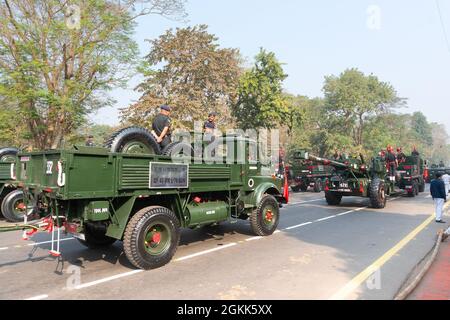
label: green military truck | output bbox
[0,147,29,222]
[12,127,286,270]
[297,151,389,208]
[396,155,426,197]
[288,151,334,193]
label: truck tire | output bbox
[369,178,387,209]
[291,185,301,193]
[1,190,33,222]
[0,147,18,162]
[77,223,116,249]
[104,126,161,155]
[162,142,194,158]
[325,191,342,205]
[313,179,322,193]
[123,206,180,270]
[250,194,280,236]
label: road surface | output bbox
[0,188,444,300]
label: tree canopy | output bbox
[0,0,186,149]
[121,25,242,129]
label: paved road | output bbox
[0,189,445,300]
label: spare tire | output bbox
[162,142,194,159]
[104,127,161,155]
[0,148,18,162]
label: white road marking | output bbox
[284,206,369,231]
[175,243,237,261]
[245,236,263,242]
[74,270,144,290]
[0,247,8,251]
[25,294,48,300]
[284,221,313,230]
[287,199,323,206]
[69,243,239,291]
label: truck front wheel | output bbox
[123,206,180,270]
[250,195,280,236]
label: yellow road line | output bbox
[330,201,449,300]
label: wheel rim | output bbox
[12,199,26,219]
[262,206,277,227]
[122,141,155,154]
[144,223,171,255]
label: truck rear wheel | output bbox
[291,185,301,193]
[250,195,280,236]
[325,191,342,205]
[77,223,117,249]
[104,126,161,155]
[123,206,180,270]
[1,190,33,222]
[369,178,386,209]
[313,179,322,193]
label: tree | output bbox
[0,0,186,149]
[232,48,288,130]
[323,68,401,146]
[121,25,242,129]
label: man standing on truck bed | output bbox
[152,105,172,149]
[386,145,398,181]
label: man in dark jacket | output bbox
[430,172,447,223]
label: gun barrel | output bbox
[298,151,348,168]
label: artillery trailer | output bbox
[297,151,390,209]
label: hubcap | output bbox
[123,141,154,155]
[13,199,26,218]
[144,223,171,255]
[263,206,276,227]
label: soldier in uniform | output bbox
[85,135,95,147]
[203,111,217,156]
[386,145,398,181]
[396,147,406,164]
[151,105,172,149]
[412,146,420,157]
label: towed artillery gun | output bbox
[288,151,335,193]
[296,150,390,208]
[6,127,287,270]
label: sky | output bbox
[90,0,450,133]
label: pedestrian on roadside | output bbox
[442,172,450,196]
[430,172,447,223]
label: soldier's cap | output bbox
[208,111,217,117]
[160,105,172,112]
